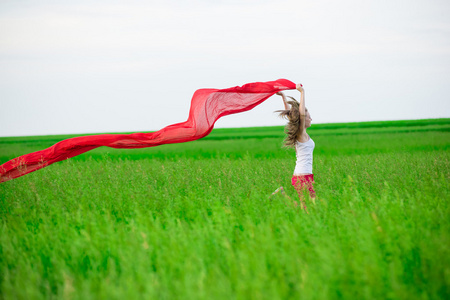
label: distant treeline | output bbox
[0,118,448,144]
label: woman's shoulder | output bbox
[296,133,311,143]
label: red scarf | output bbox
[0,79,295,182]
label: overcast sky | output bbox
[1,0,449,137]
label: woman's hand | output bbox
[296,83,304,92]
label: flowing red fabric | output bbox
[0,79,295,183]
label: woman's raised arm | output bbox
[276,92,290,110]
[297,83,306,132]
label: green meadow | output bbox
[0,118,449,299]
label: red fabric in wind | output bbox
[0,79,295,183]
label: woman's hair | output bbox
[276,96,305,148]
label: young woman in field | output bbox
[273,83,315,211]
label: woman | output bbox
[274,83,315,211]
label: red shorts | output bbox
[291,174,316,198]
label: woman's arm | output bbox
[297,84,306,132]
[276,92,289,110]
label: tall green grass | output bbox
[1,119,449,299]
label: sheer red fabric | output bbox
[0,79,295,182]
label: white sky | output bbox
[1,0,449,137]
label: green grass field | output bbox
[1,119,449,299]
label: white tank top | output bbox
[293,137,315,175]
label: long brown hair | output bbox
[276,96,305,148]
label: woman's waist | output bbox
[293,163,313,174]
